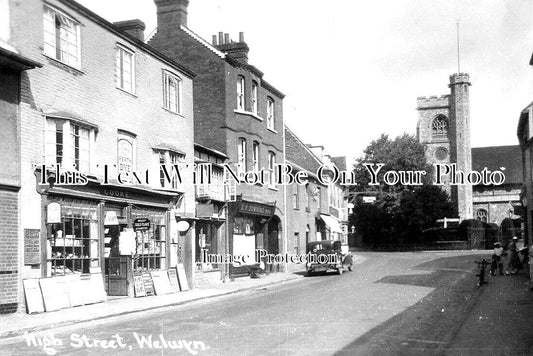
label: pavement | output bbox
[0,254,366,340]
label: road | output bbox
[0,251,491,356]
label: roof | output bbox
[284,126,323,174]
[471,145,522,184]
[331,156,347,171]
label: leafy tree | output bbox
[350,133,456,247]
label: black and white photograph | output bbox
[1,0,533,354]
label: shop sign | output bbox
[104,211,119,226]
[24,229,40,265]
[239,202,275,216]
[23,279,45,314]
[47,202,61,224]
[133,273,146,298]
[142,272,155,296]
[167,269,180,292]
[133,218,151,231]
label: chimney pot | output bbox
[224,33,230,44]
[212,35,217,45]
[239,32,244,42]
[218,32,224,45]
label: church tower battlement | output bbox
[416,73,473,220]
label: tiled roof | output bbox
[471,145,522,184]
[285,126,322,174]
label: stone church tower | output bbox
[416,73,473,220]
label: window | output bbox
[158,151,184,190]
[238,138,247,175]
[117,131,136,175]
[267,97,275,130]
[268,152,276,187]
[116,45,135,93]
[293,185,299,210]
[47,200,99,276]
[43,6,81,68]
[163,71,182,114]
[237,76,245,110]
[45,118,93,172]
[251,81,258,114]
[432,115,448,138]
[252,141,259,173]
[476,209,488,223]
[131,209,167,271]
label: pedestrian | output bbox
[506,236,520,275]
[491,242,504,276]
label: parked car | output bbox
[306,240,353,276]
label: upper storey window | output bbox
[116,45,135,94]
[237,76,245,110]
[432,115,448,138]
[267,97,275,130]
[43,6,81,69]
[163,71,182,114]
[251,81,258,114]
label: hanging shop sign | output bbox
[133,218,151,231]
[176,220,190,232]
[47,202,61,224]
[104,211,119,226]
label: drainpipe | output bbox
[282,123,288,273]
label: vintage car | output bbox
[306,240,353,276]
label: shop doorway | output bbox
[266,216,281,273]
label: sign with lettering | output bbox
[239,201,275,216]
[151,270,173,295]
[24,229,40,265]
[133,273,146,297]
[142,272,155,296]
[47,202,61,224]
[133,218,151,231]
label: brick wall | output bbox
[0,189,19,314]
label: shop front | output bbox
[30,179,186,313]
[228,199,280,277]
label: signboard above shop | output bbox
[238,201,275,216]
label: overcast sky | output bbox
[79,0,533,165]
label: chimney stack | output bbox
[214,31,249,64]
[154,0,189,31]
[113,19,146,41]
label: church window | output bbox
[432,115,448,137]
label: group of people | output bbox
[490,236,531,276]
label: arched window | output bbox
[432,115,448,137]
[475,209,488,223]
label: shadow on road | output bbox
[333,253,489,355]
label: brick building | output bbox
[471,145,522,225]
[0,2,41,314]
[417,73,473,220]
[5,0,195,312]
[149,0,286,276]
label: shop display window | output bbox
[47,200,99,276]
[132,211,166,272]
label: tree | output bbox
[350,133,456,247]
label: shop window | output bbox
[131,210,166,271]
[116,44,135,94]
[267,97,275,130]
[196,224,220,270]
[47,200,99,276]
[43,5,81,69]
[163,70,182,114]
[237,75,245,110]
[45,118,94,172]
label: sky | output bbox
[78,0,533,166]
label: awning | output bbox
[319,214,343,234]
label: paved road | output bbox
[0,251,490,356]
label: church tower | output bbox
[416,73,473,220]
